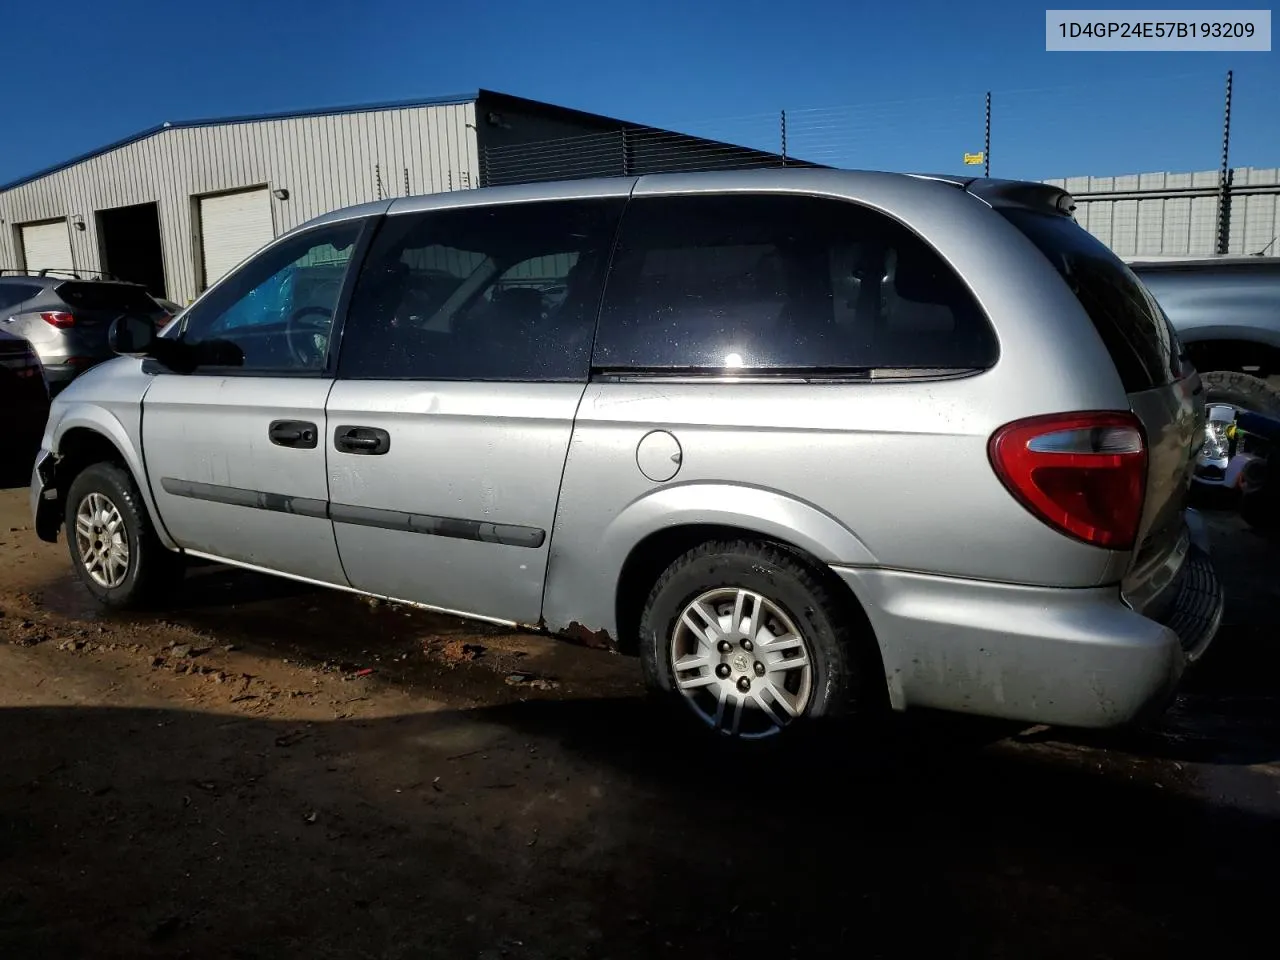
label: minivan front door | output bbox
[324,195,626,624]
[142,218,368,585]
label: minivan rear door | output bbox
[998,208,1204,610]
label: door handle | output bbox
[334,425,391,455]
[269,419,318,449]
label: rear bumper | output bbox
[30,347,110,387]
[1152,542,1222,664]
[42,361,99,388]
[831,544,1222,729]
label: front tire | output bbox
[639,540,877,740]
[64,462,182,609]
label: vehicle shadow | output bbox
[25,503,1280,770]
[36,513,1280,771]
[0,699,1274,960]
[173,561,329,607]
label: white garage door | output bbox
[199,188,275,289]
[21,220,74,275]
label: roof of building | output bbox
[2,90,806,194]
[2,91,480,191]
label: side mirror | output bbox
[108,315,157,357]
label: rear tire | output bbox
[64,462,183,609]
[1191,372,1280,513]
[638,539,880,741]
[1200,370,1280,415]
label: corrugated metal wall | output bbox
[0,102,479,303]
[476,99,814,189]
[1045,166,1280,258]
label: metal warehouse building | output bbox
[0,90,803,305]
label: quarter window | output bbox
[337,198,625,381]
[178,221,363,373]
[999,208,1179,391]
[593,193,997,373]
[0,283,41,312]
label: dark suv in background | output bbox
[0,326,50,483]
[0,272,171,395]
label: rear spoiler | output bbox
[965,179,1077,217]
[53,278,150,294]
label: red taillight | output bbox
[988,411,1148,550]
[40,311,75,328]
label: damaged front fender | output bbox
[30,450,61,543]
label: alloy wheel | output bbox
[74,492,130,589]
[670,587,813,738]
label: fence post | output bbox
[780,110,788,165]
[984,91,991,178]
[1216,69,1234,255]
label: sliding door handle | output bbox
[334,425,391,455]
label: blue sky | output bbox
[4,0,1276,185]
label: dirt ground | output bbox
[1,479,1278,959]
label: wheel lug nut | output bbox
[754,661,765,676]
[737,676,751,693]
[741,639,754,651]
[716,663,731,679]
[717,640,732,654]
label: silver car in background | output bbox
[1126,254,1280,415]
[1,272,171,394]
[30,169,1221,741]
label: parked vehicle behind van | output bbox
[1,327,50,481]
[1127,255,1280,506]
[30,169,1221,741]
[1126,254,1280,418]
[1,271,171,394]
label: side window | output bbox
[594,194,997,372]
[338,198,625,381]
[179,221,363,373]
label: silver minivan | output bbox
[31,169,1222,740]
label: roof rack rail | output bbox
[36,267,123,281]
[0,267,116,280]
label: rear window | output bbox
[56,281,160,314]
[999,209,1180,392]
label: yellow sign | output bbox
[963,152,985,166]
